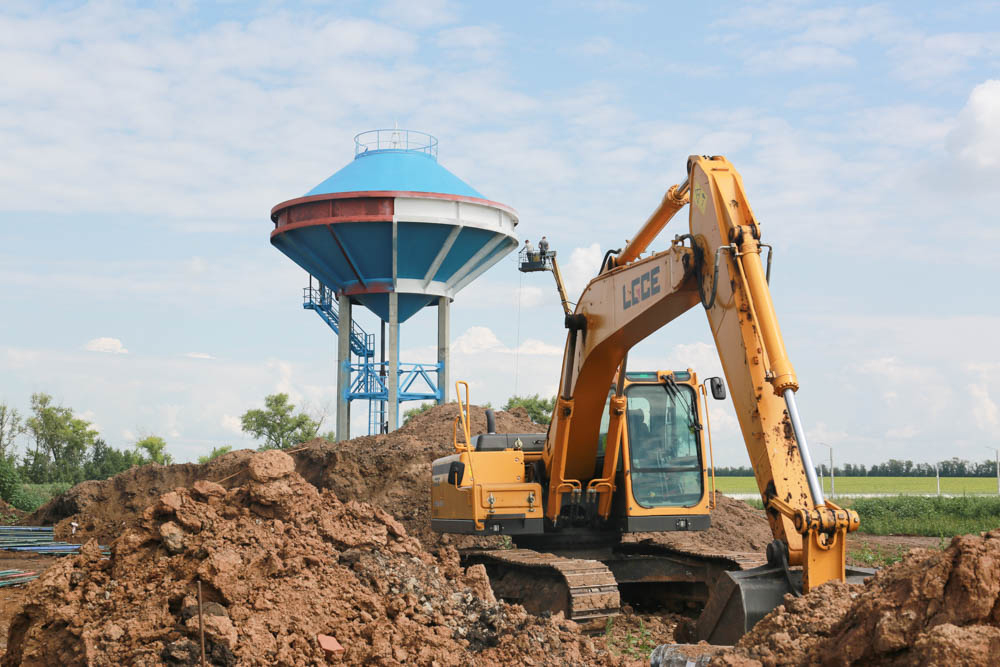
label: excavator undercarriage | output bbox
[462,542,767,633]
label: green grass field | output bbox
[719,477,1000,537]
[713,476,1000,496]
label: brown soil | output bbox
[291,403,542,550]
[29,450,259,542]
[713,530,1000,666]
[622,494,773,554]
[0,553,59,655]
[603,608,684,660]
[5,450,634,666]
[0,500,24,524]
[29,404,773,558]
[28,404,542,549]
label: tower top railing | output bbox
[354,129,438,159]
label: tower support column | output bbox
[336,294,352,442]
[437,296,450,404]
[388,292,400,431]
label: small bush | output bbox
[0,457,21,503]
[10,482,73,513]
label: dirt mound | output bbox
[0,499,25,523]
[29,403,771,557]
[4,451,623,666]
[714,530,1000,665]
[27,450,260,543]
[292,403,541,549]
[27,403,541,549]
[623,494,772,554]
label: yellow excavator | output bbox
[431,155,869,643]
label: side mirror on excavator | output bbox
[708,377,726,400]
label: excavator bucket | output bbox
[694,563,875,645]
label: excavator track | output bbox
[463,549,621,626]
[463,542,767,629]
[616,540,768,571]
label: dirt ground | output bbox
[9,403,993,664]
[4,451,639,665]
[712,530,1000,665]
[0,553,59,655]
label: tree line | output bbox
[715,457,1000,478]
[0,392,332,510]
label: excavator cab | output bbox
[430,370,719,538]
[596,370,719,531]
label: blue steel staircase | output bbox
[303,284,440,435]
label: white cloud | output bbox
[562,243,604,300]
[514,339,564,356]
[79,410,102,434]
[947,79,1000,169]
[969,383,999,431]
[886,425,918,439]
[83,337,128,354]
[853,104,953,149]
[184,352,216,360]
[220,414,243,435]
[377,0,457,29]
[749,44,856,71]
[578,36,613,56]
[891,33,1000,84]
[435,25,501,63]
[785,83,857,109]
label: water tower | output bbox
[270,129,519,439]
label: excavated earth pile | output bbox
[29,402,773,556]
[621,494,772,554]
[5,451,624,666]
[712,530,1000,666]
[27,404,538,548]
[291,403,541,549]
[28,450,258,542]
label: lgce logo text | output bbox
[622,265,661,310]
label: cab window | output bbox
[626,383,704,508]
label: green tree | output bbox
[197,445,233,464]
[83,439,143,480]
[503,394,556,425]
[0,455,21,504]
[403,402,435,422]
[240,393,320,450]
[0,402,27,462]
[136,435,173,465]
[24,393,98,484]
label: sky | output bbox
[2,0,999,467]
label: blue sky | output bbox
[2,0,999,467]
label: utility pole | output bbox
[987,447,1000,495]
[936,461,941,496]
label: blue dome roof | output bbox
[305,150,485,199]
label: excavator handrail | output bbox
[698,382,717,510]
